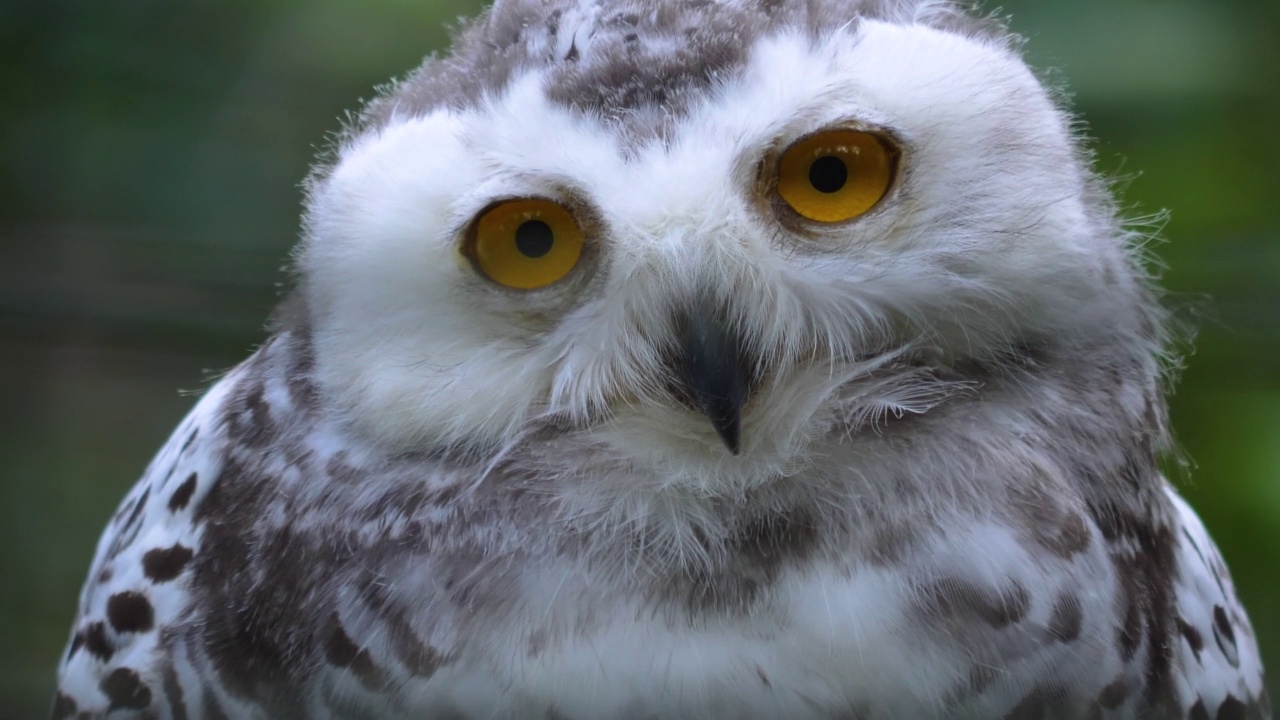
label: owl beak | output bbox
[677,305,749,455]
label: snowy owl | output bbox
[53,0,1269,718]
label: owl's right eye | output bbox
[465,198,585,290]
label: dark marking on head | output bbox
[347,0,1015,152]
[143,544,195,582]
[162,663,188,720]
[756,664,771,687]
[1189,700,1211,720]
[100,667,152,711]
[169,473,197,512]
[1047,591,1082,642]
[106,591,155,634]
[83,621,113,662]
[916,577,1030,629]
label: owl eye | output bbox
[466,198,585,289]
[776,129,898,223]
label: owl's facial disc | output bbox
[675,300,752,455]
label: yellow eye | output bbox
[466,199,585,290]
[776,129,897,223]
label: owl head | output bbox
[295,0,1166,495]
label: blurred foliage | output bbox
[1,0,1276,714]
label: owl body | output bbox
[55,1,1268,718]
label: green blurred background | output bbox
[1,0,1276,714]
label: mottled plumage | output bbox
[55,0,1268,718]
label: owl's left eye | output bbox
[465,198,585,290]
[776,129,898,223]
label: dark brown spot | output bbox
[1040,510,1092,559]
[756,664,771,687]
[100,667,152,711]
[130,487,151,522]
[1003,684,1066,720]
[678,509,818,614]
[866,523,918,566]
[66,632,85,661]
[230,382,276,447]
[106,591,155,633]
[283,328,319,411]
[203,689,230,720]
[1097,677,1129,709]
[1010,484,1092,560]
[83,622,113,662]
[52,692,78,719]
[1212,605,1239,667]
[189,455,308,710]
[98,566,114,584]
[324,613,386,691]
[1090,501,1178,708]
[967,664,1000,696]
[387,617,447,677]
[162,663,188,720]
[1189,699,1211,720]
[1215,695,1247,720]
[543,706,576,720]
[168,473,197,511]
[1178,616,1204,662]
[142,544,194,582]
[1116,566,1143,661]
[945,664,1001,706]
[326,454,362,484]
[1047,592,1082,642]
[918,577,1030,628]
[180,427,199,453]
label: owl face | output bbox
[299,7,1145,485]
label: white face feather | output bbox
[300,20,1134,476]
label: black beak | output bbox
[677,303,751,454]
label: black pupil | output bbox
[808,155,848,194]
[515,220,554,258]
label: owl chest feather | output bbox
[387,516,1135,719]
[54,342,1268,719]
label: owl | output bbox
[53,0,1269,718]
